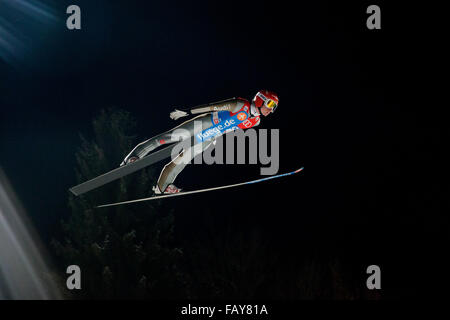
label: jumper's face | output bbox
[260,105,272,117]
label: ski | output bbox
[96,167,304,208]
[69,137,195,196]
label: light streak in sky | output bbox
[0,168,61,299]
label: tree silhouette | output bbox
[52,108,188,299]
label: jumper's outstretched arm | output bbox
[170,97,240,120]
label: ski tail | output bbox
[96,167,304,208]
[69,136,197,196]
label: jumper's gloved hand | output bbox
[170,109,189,120]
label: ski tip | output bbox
[295,167,304,173]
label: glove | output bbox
[170,109,189,120]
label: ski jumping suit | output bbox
[122,97,261,192]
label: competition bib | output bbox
[195,110,249,143]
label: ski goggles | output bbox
[256,92,278,112]
[266,99,278,111]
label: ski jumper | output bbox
[122,97,261,191]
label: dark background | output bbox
[0,0,445,299]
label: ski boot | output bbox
[120,156,139,167]
[152,184,183,195]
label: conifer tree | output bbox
[52,108,188,299]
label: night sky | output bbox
[0,0,446,298]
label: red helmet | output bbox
[253,90,279,113]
